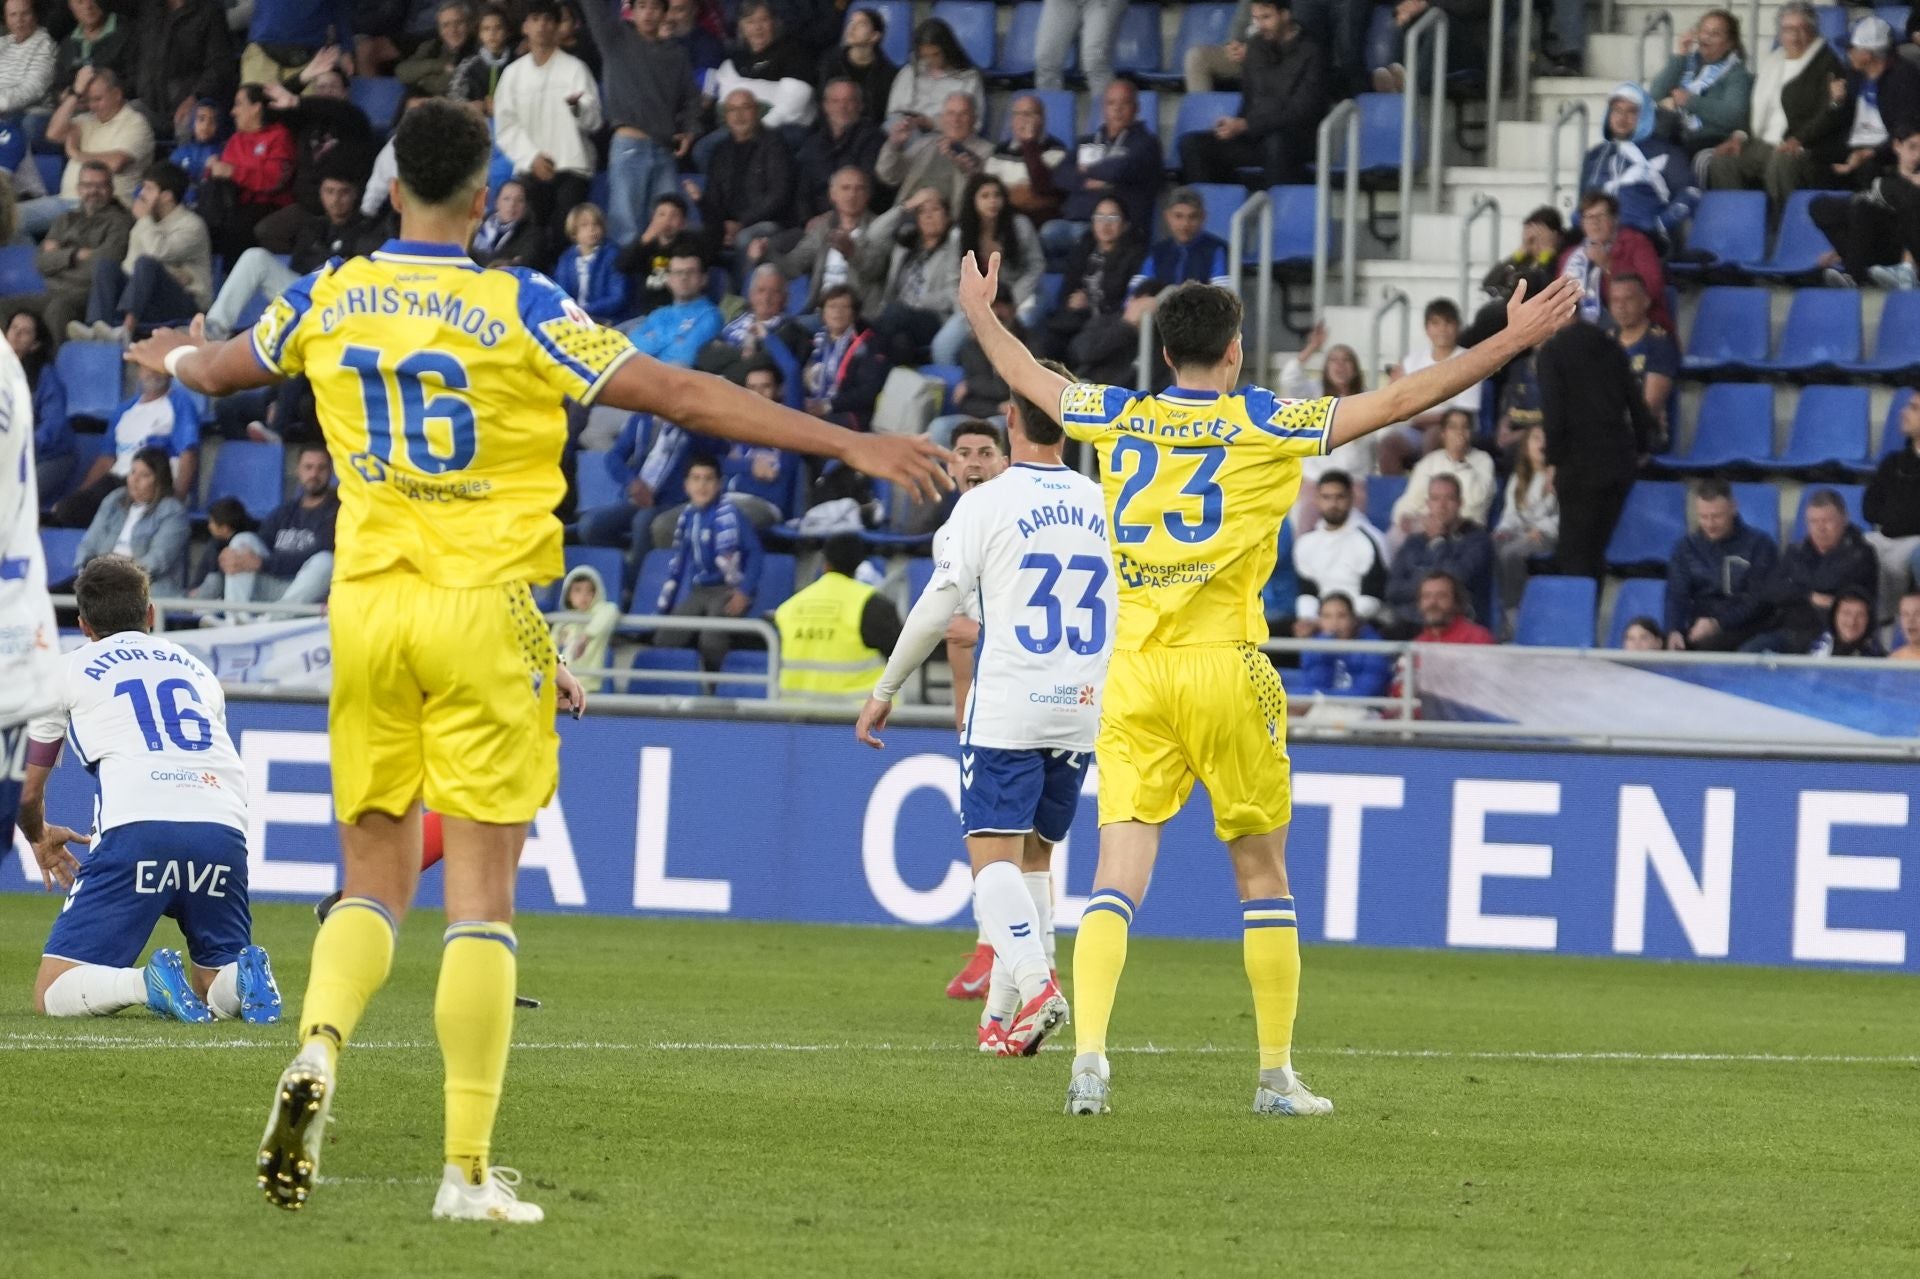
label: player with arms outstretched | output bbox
[954,252,1579,1116]
[126,100,949,1223]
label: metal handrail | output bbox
[1513,0,1533,122]
[1486,0,1505,137]
[1313,99,1360,316]
[1226,188,1274,369]
[1400,8,1449,260]
[1367,286,1410,385]
[58,594,332,618]
[1458,193,1501,318]
[1547,99,1589,212]
[1638,10,1674,84]
[1133,304,1156,408]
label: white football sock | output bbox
[206,962,241,1019]
[982,953,1019,1026]
[972,861,1050,1003]
[42,965,147,1016]
[1023,870,1055,965]
[972,886,988,947]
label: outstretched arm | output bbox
[124,320,281,396]
[1328,277,1582,448]
[955,250,1071,421]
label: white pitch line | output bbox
[2,1031,1917,1066]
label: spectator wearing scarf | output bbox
[1649,8,1753,156]
[1579,82,1698,245]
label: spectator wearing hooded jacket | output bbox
[1744,488,1879,652]
[1664,477,1779,650]
[654,454,764,671]
[1298,592,1394,698]
[1705,3,1845,222]
[552,563,621,691]
[1578,82,1698,245]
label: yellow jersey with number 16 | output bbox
[1058,383,1336,651]
[249,240,637,589]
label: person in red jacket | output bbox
[1414,571,1496,645]
[1557,189,1669,330]
[200,83,295,262]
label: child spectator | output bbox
[554,202,628,323]
[551,564,621,691]
[1890,591,1920,659]
[616,196,691,316]
[452,3,517,110]
[1810,590,1885,657]
[171,99,227,202]
[1619,616,1665,650]
[1381,298,1484,473]
[654,454,763,671]
[190,496,254,600]
[721,362,802,526]
[1298,592,1394,698]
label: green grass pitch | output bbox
[2,897,1918,1277]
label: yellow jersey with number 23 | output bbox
[1059,383,1336,651]
[249,240,638,590]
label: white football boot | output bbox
[431,1164,545,1224]
[1064,1051,1111,1115]
[1252,1066,1334,1117]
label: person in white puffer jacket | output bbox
[1291,468,1388,637]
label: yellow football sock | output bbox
[298,897,397,1061]
[1072,889,1135,1057]
[437,921,518,1185]
[1242,896,1301,1071]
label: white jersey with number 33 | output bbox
[28,631,249,834]
[929,463,1116,752]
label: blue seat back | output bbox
[575,450,622,511]
[1684,190,1766,266]
[1867,288,1920,370]
[1817,5,1851,52]
[719,650,770,699]
[633,547,681,614]
[1775,289,1860,366]
[1607,578,1667,647]
[1172,5,1239,75]
[1353,93,1406,172]
[1365,474,1407,530]
[1513,576,1596,648]
[55,341,125,424]
[40,526,83,578]
[1169,92,1238,169]
[1760,189,1830,274]
[0,121,25,176]
[850,1,913,67]
[907,555,935,607]
[918,363,965,412]
[203,440,286,520]
[1270,184,1325,265]
[1605,480,1688,568]
[0,241,42,293]
[628,647,703,696]
[348,77,404,133]
[1781,385,1870,469]
[929,1,995,69]
[1684,286,1770,367]
[755,551,797,611]
[31,151,60,193]
[1189,182,1247,246]
[1730,481,1782,543]
[1111,5,1162,74]
[1678,383,1773,467]
[1884,387,1916,458]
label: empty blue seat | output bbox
[32,151,59,193]
[0,242,41,293]
[755,551,797,611]
[55,341,124,424]
[851,1,912,67]
[1141,4,1237,85]
[0,120,23,174]
[1756,288,1860,374]
[1110,5,1162,75]
[929,1,995,70]
[348,77,404,133]
[40,526,83,578]
[575,450,622,511]
[1730,481,1782,543]
[906,555,935,607]
[719,650,770,699]
[994,2,1075,80]
[1793,483,1866,540]
[628,647,704,696]
[633,547,680,614]
[1662,383,1773,469]
[1325,93,1406,175]
[1270,185,1325,266]
[1681,286,1770,374]
[200,440,285,519]
[1168,92,1238,169]
[1512,576,1596,648]
[1745,189,1830,278]
[1189,182,1247,246]
[1883,387,1916,459]
[1607,578,1668,647]
[1817,5,1851,52]
[1669,190,1765,275]
[1843,288,1920,376]
[1605,480,1688,568]
[1773,385,1870,471]
[1365,474,1408,531]
[1001,89,1075,140]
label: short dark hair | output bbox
[1316,469,1352,492]
[1440,407,1474,431]
[1423,298,1461,326]
[1428,472,1463,499]
[824,531,865,577]
[1009,358,1073,448]
[237,83,269,108]
[394,98,492,208]
[522,0,560,20]
[1420,570,1464,607]
[1320,591,1355,613]
[130,445,172,484]
[1624,614,1662,639]
[741,359,783,389]
[951,419,1005,453]
[206,495,253,532]
[685,452,721,477]
[1610,272,1648,293]
[76,555,151,636]
[1522,205,1564,235]
[653,191,688,215]
[142,162,188,205]
[1156,283,1242,371]
[1806,488,1848,515]
[298,442,331,462]
[854,5,885,37]
[818,283,859,317]
[1696,477,1733,503]
[1580,189,1621,216]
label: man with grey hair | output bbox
[5,158,131,339]
[876,90,993,209]
[395,1,479,99]
[777,165,883,316]
[699,262,791,380]
[1705,3,1843,218]
[696,86,795,285]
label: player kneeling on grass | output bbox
[857,375,1115,1058]
[21,555,280,1025]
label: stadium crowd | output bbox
[6,0,1920,695]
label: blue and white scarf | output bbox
[1678,52,1741,132]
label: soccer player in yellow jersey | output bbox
[126,101,948,1222]
[954,251,1580,1117]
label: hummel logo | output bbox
[960,751,975,788]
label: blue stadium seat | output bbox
[1141,4,1237,86]
[930,2,995,70]
[575,451,621,512]
[348,77,404,134]
[587,170,608,212]
[1365,474,1407,531]
[55,341,124,424]
[200,440,285,520]
[1793,483,1865,540]
[1110,5,1162,75]
[919,363,964,412]
[1512,576,1596,648]
[1681,287,1770,375]
[1883,387,1915,459]
[39,526,82,579]
[1001,89,1075,141]
[1324,93,1407,175]
[1167,92,1238,169]
[995,3,1076,80]
[906,555,935,607]
[1817,4,1851,53]
[719,650,770,699]
[1877,7,1909,35]
[1660,384,1773,469]
[1605,480,1688,569]
[1842,288,1920,377]
[850,2,912,67]
[1731,481,1782,543]
[1755,288,1859,375]
[1270,185,1324,266]
[1607,578,1667,647]
[1037,272,1064,317]
[628,647,704,696]
[1669,191,1765,276]
[32,152,59,193]
[755,551,797,611]
[634,547,681,614]
[0,242,40,293]
[1190,182,1246,246]
[1773,385,1870,472]
[0,120,24,175]
[1745,189,1829,278]
[1081,89,1158,138]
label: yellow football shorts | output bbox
[1096,643,1293,842]
[327,570,559,826]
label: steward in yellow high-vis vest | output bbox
[775,533,902,697]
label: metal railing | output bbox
[1458,193,1502,316]
[1487,0,1507,137]
[1225,188,1274,368]
[1512,0,1534,122]
[1400,7,1450,260]
[1368,286,1411,386]
[1547,99,1589,212]
[53,593,330,622]
[1312,99,1360,317]
[1133,305,1156,414]
[1638,10,1674,84]
[548,612,783,697]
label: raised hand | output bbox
[1503,275,1582,349]
[840,432,954,504]
[957,250,1000,318]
